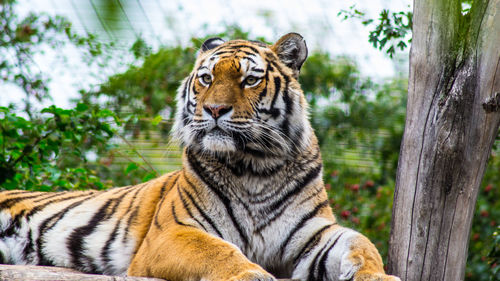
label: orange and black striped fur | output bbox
[0,34,400,281]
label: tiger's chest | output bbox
[191,174,320,277]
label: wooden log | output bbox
[0,264,163,281]
[0,264,298,281]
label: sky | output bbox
[1,0,411,109]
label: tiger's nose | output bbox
[203,104,232,119]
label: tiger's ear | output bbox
[200,37,225,53]
[271,33,308,78]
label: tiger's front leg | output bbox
[292,225,401,281]
[128,223,275,281]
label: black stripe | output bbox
[101,219,121,274]
[309,231,345,281]
[245,56,256,64]
[26,192,93,218]
[224,44,260,53]
[172,203,193,227]
[269,164,322,211]
[293,224,334,266]
[67,199,114,272]
[282,76,292,114]
[240,50,257,57]
[251,68,265,73]
[153,174,179,229]
[191,75,199,96]
[67,187,131,272]
[255,164,322,232]
[0,190,31,197]
[270,76,282,109]
[181,75,190,100]
[177,185,208,231]
[119,185,146,241]
[298,186,325,205]
[22,229,34,262]
[124,205,140,241]
[258,76,282,118]
[242,146,267,158]
[213,50,233,56]
[249,154,320,204]
[36,194,96,265]
[257,66,270,102]
[0,194,45,209]
[181,180,223,238]
[187,150,249,247]
[279,200,329,255]
[101,185,145,273]
[32,191,69,203]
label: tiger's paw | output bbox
[227,269,277,281]
[351,272,401,281]
[339,249,401,281]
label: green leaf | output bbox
[125,163,139,174]
[142,171,156,182]
[151,115,162,126]
[76,103,89,112]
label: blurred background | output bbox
[0,0,498,279]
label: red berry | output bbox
[351,217,360,224]
[473,233,480,241]
[325,183,331,190]
[330,170,339,177]
[364,180,375,188]
[485,184,493,192]
[491,220,497,227]
[341,210,351,219]
[351,184,360,192]
[377,222,386,231]
[352,207,359,213]
[480,210,489,217]
[328,198,335,204]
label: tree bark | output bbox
[387,0,500,280]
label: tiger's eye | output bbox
[201,74,212,85]
[245,76,258,86]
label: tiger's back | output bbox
[0,172,176,275]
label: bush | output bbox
[0,105,118,191]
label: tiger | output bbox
[0,33,400,281]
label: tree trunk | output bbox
[387,0,500,280]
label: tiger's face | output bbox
[173,33,312,159]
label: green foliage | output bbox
[466,148,500,281]
[489,226,500,280]
[301,52,406,183]
[0,105,117,191]
[338,6,412,58]
[0,0,120,191]
[324,167,395,262]
[83,44,196,136]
